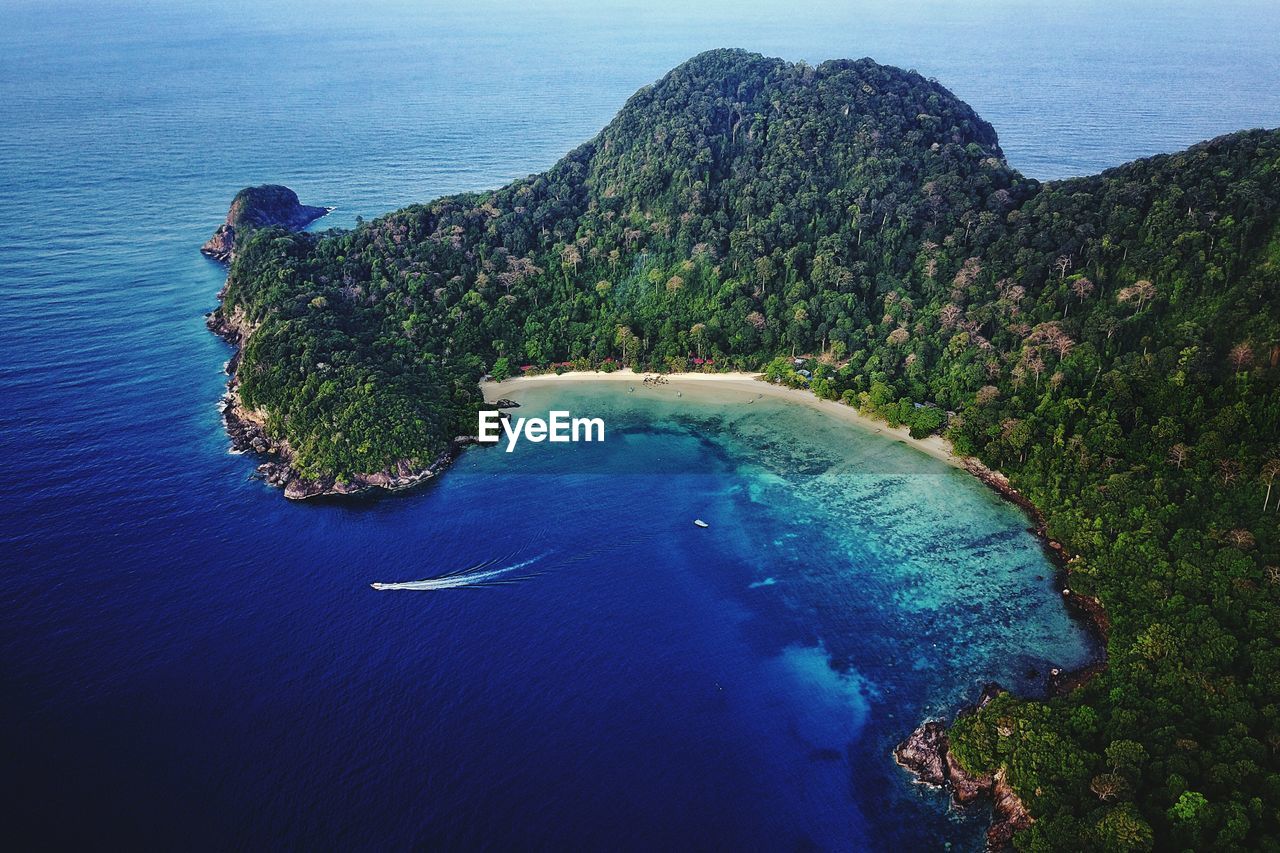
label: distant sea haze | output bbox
[1,0,1277,848]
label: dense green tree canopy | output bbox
[214,49,1280,848]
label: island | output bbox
[203,50,1280,849]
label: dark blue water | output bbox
[2,1,1276,848]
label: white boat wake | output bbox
[370,553,548,591]
[369,529,656,592]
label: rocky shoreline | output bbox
[962,458,1111,666]
[203,185,493,501]
[892,460,1111,849]
[894,684,1033,850]
[201,184,331,263]
[208,308,483,501]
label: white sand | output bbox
[482,369,964,469]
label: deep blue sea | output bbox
[2,1,1277,849]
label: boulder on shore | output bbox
[893,720,948,786]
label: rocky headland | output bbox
[895,464,1110,849]
[204,186,495,500]
[207,303,490,500]
[201,184,331,262]
[894,684,1034,850]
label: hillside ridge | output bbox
[205,50,1280,848]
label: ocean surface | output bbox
[1,0,1276,848]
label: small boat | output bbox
[694,519,709,528]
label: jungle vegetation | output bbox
[214,50,1280,850]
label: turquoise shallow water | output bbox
[2,0,1276,847]
[392,379,1099,848]
[481,380,1096,710]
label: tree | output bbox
[1090,773,1128,801]
[615,325,636,365]
[1168,790,1209,827]
[1024,348,1046,387]
[690,323,708,359]
[1132,279,1157,311]
[1225,528,1255,549]
[1106,739,1148,774]
[1229,341,1254,373]
[1071,276,1095,308]
[561,244,581,274]
[1118,279,1157,312]
[1262,458,1280,510]
[754,256,776,294]
[1054,254,1073,280]
[490,356,512,382]
[909,405,946,439]
[1094,804,1154,852]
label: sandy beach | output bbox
[482,369,963,469]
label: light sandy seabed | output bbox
[482,369,962,469]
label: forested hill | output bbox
[217,49,1024,481]
[213,49,1280,848]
